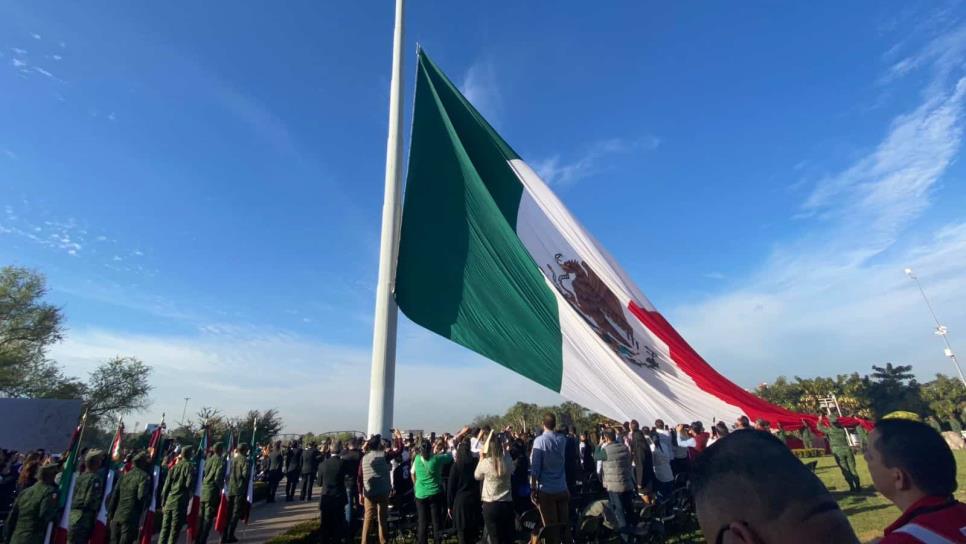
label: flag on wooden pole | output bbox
[90,421,124,544]
[214,428,236,535]
[46,412,86,544]
[185,426,208,541]
[137,416,165,544]
[242,419,257,524]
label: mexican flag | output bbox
[242,421,258,524]
[46,416,84,544]
[138,422,165,544]
[214,429,236,535]
[185,428,208,542]
[90,422,124,544]
[396,51,820,429]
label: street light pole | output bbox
[181,396,191,425]
[905,268,966,388]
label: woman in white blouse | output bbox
[473,431,514,544]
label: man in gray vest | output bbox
[359,435,391,544]
[599,429,637,543]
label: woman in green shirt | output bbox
[412,439,452,544]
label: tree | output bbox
[470,413,502,430]
[921,374,966,421]
[233,409,284,446]
[0,266,67,396]
[85,356,153,425]
[868,363,925,417]
[756,376,802,411]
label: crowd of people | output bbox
[282,413,964,544]
[2,411,963,544]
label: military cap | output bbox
[85,449,105,464]
[237,442,250,454]
[180,445,194,458]
[39,463,60,478]
[132,452,148,463]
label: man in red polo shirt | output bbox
[865,418,966,543]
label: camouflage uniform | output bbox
[158,448,196,544]
[70,451,105,544]
[196,451,225,544]
[223,446,251,543]
[108,460,152,544]
[4,467,59,544]
[854,425,869,451]
[818,416,860,492]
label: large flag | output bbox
[46,413,85,544]
[138,419,165,544]
[213,429,235,535]
[90,422,124,544]
[185,427,208,542]
[395,51,865,431]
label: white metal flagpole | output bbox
[368,0,405,438]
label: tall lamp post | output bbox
[905,268,966,388]
[181,396,191,425]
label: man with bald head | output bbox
[692,430,858,544]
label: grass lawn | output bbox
[815,449,966,542]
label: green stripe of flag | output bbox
[395,50,563,391]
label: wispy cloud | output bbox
[460,58,503,126]
[532,136,661,186]
[673,23,966,385]
[30,33,41,40]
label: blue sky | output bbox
[3,2,966,433]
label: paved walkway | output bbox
[220,484,319,543]
[164,483,320,544]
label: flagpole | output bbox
[368,0,405,438]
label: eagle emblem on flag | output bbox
[546,254,658,371]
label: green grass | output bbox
[267,451,966,543]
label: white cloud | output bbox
[50,324,562,433]
[11,48,27,55]
[107,112,116,122]
[33,67,55,79]
[12,59,26,68]
[672,24,966,386]
[460,58,503,126]
[532,136,660,186]
[2,149,16,159]
[31,33,41,40]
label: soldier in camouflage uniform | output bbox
[108,453,152,544]
[222,443,251,544]
[195,442,226,544]
[798,419,815,449]
[4,464,60,544]
[854,424,869,452]
[158,446,196,544]
[818,414,861,492]
[69,449,105,544]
